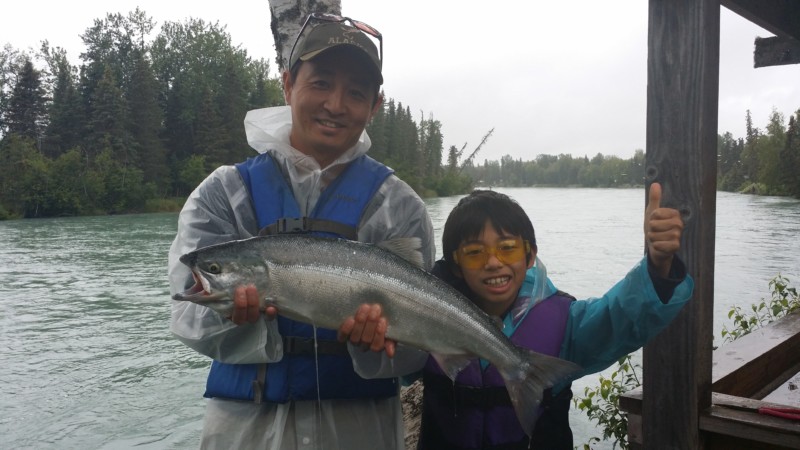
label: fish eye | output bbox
[206,262,222,274]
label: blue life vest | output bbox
[204,153,397,403]
[419,292,575,450]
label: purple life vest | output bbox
[418,293,574,449]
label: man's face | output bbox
[283,48,381,167]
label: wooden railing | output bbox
[620,311,800,449]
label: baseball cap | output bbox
[288,15,383,85]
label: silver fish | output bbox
[173,234,580,435]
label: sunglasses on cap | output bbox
[453,238,531,270]
[289,12,383,70]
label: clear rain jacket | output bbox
[168,106,435,450]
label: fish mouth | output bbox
[172,272,227,303]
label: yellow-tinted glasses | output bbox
[452,238,531,269]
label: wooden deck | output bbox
[621,312,800,449]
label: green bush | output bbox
[144,197,185,213]
[721,274,800,344]
[575,354,640,450]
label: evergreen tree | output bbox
[216,52,250,164]
[758,109,786,194]
[423,118,443,179]
[195,86,228,169]
[739,110,761,187]
[86,64,129,167]
[5,59,48,141]
[248,59,283,110]
[365,95,388,160]
[43,47,82,158]
[717,132,745,191]
[780,113,800,198]
[127,49,168,190]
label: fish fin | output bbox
[431,353,473,380]
[498,348,582,437]
[377,237,425,269]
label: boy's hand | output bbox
[645,182,684,277]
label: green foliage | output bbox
[716,109,800,197]
[575,275,799,449]
[144,197,185,213]
[462,108,799,194]
[721,274,800,344]
[5,8,796,218]
[575,354,640,450]
[178,155,209,195]
[465,150,646,188]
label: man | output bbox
[168,13,434,449]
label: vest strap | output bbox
[424,371,512,409]
[252,363,266,405]
[283,336,349,356]
[259,217,358,240]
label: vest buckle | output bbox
[277,217,309,234]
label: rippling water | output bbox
[2,189,798,449]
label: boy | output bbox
[417,185,693,449]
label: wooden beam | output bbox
[701,393,800,449]
[641,0,720,447]
[754,36,800,68]
[721,0,800,41]
[713,311,800,396]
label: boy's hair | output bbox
[442,190,537,267]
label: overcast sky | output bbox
[3,1,798,162]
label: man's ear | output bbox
[370,91,384,118]
[282,70,292,105]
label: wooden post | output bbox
[642,0,720,448]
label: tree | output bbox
[151,17,258,172]
[780,112,800,198]
[0,135,51,217]
[1,45,29,136]
[85,64,129,164]
[739,109,761,187]
[42,44,82,158]
[758,109,786,194]
[127,48,168,190]
[268,0,342,72]
[248,59,283,110]
[216,52,251,164]
[717,132,745,191]
[5,59,48,141]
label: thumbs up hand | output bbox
[645,183,684,277]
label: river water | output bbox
[2,188,799,449]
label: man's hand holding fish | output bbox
[229,284,396,357]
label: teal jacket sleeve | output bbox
[559,256,694,378]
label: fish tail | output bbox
[498,348,581,437]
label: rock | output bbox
[401,380,423,449]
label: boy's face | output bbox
[453,221,535,317]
